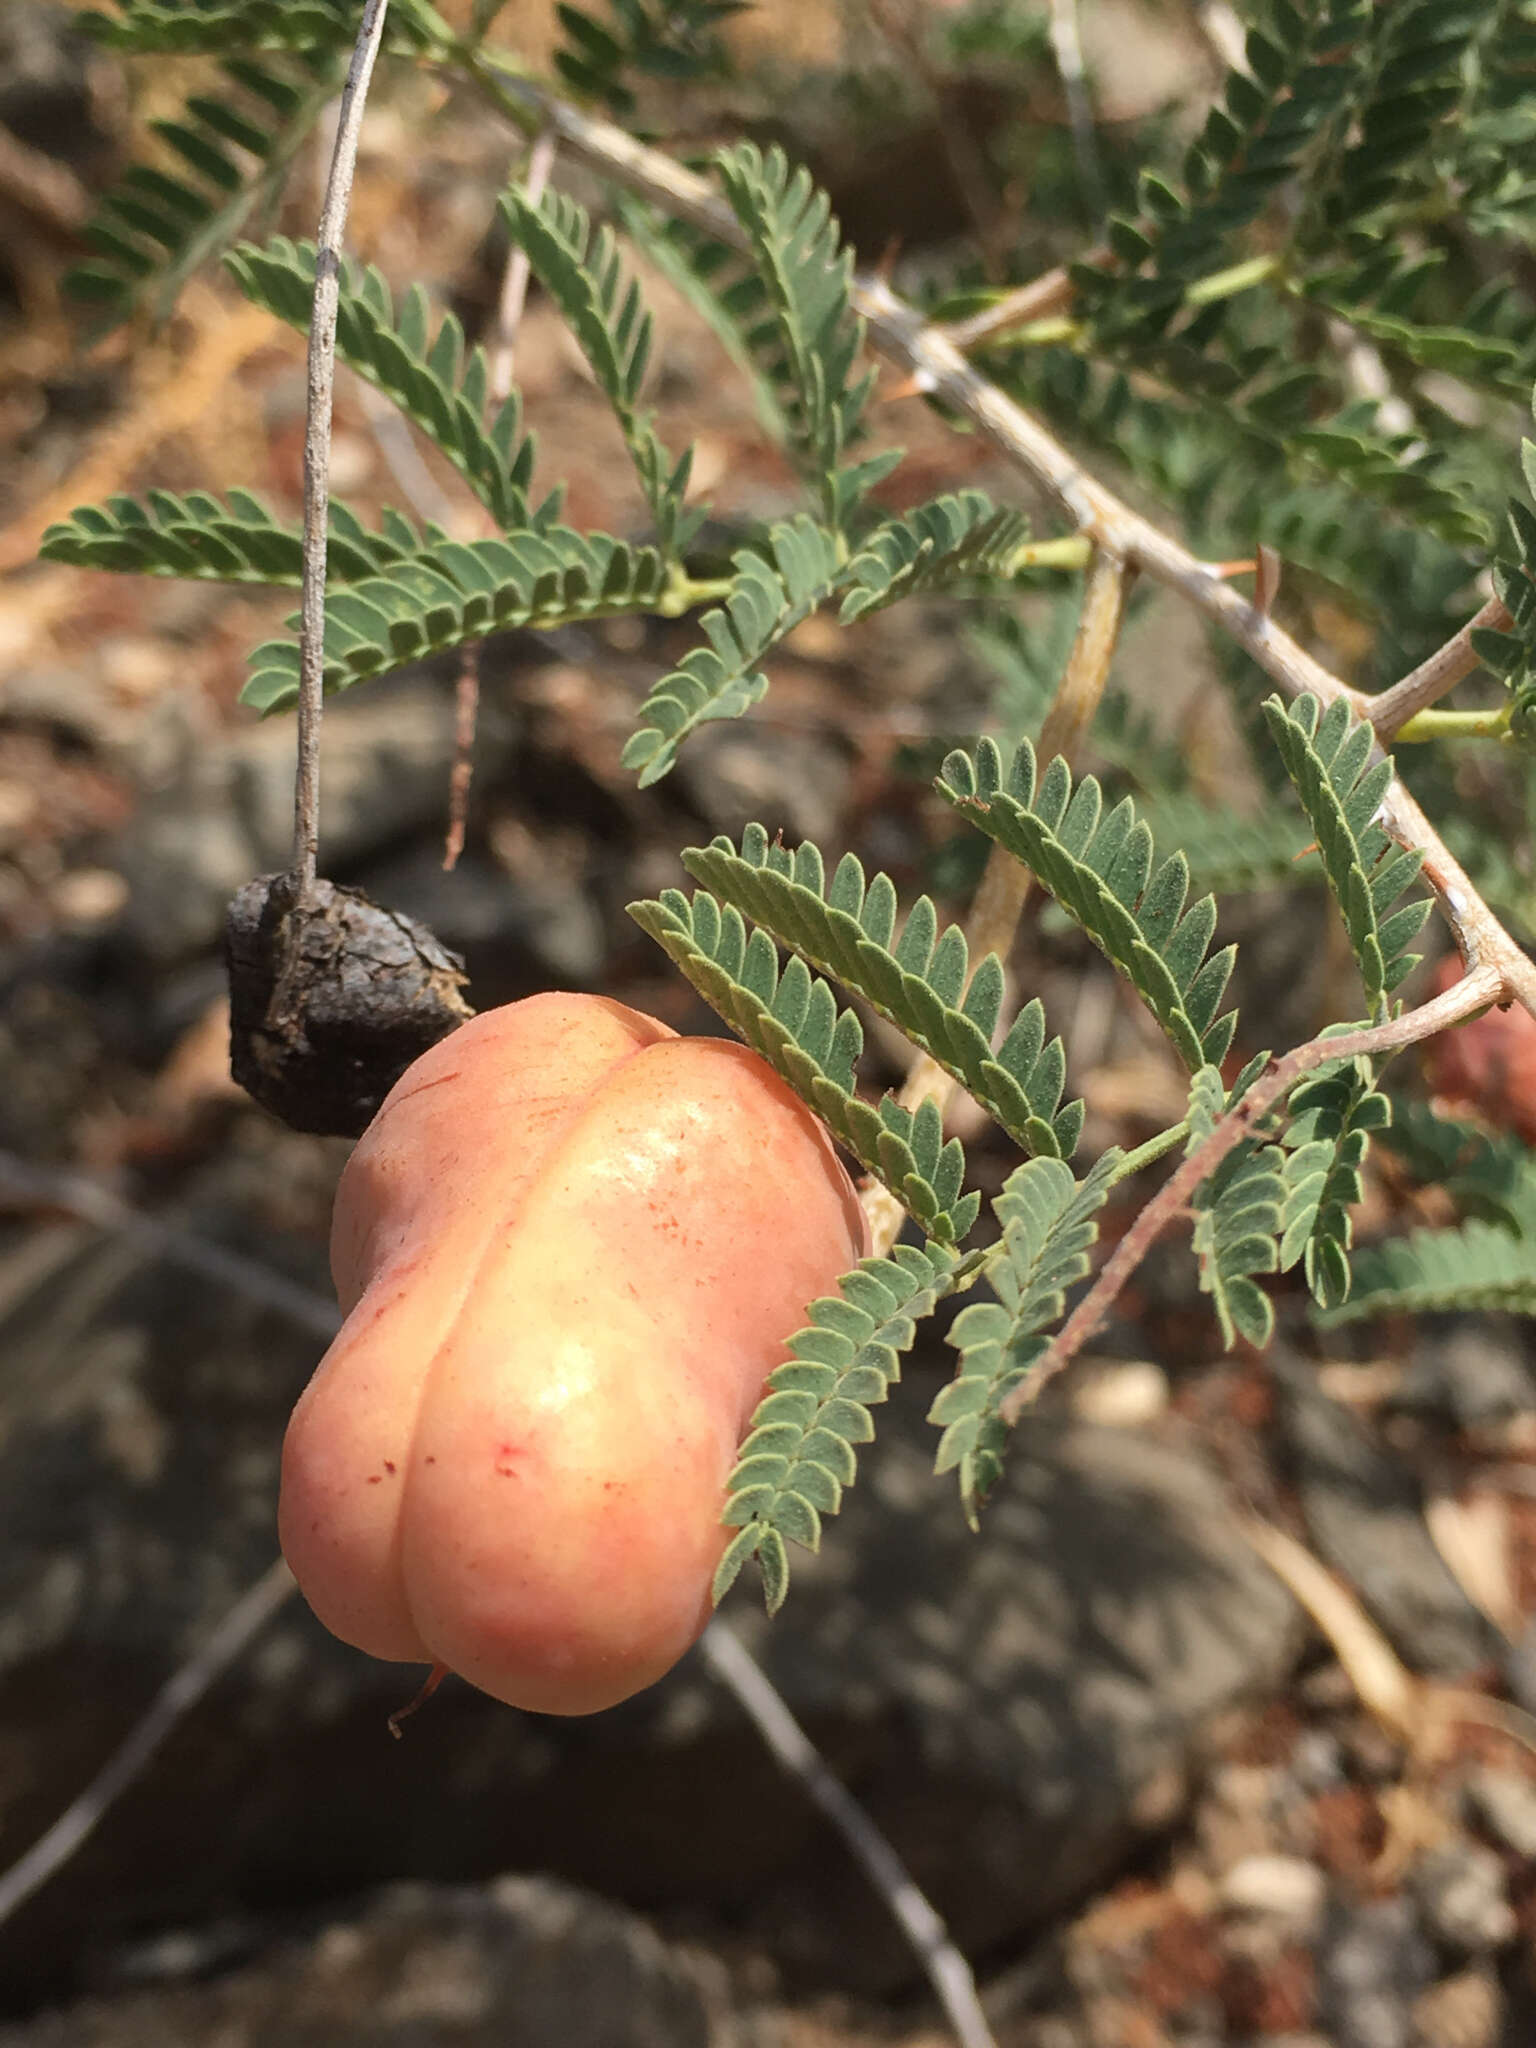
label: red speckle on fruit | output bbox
[383,1460,396,1474]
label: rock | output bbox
[1318,1898,1436,2048]
[0,1180,1303,2006]
[1274,1361,1497,1675]
[1217,1855,1326,1936]
[0,1876,758,2047]
[117,681,517,960]
[1409,1966,1501,2048]
[1462,1766,1536,1859]
[1391,1321,1536,1429]
[1408,1842,1516,1954]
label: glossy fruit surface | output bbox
[280,992,866,1713]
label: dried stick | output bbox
[463,60,1536,1024]
[698,1622,997,2048]
[291,0,393,901]
[998,962,1505,1422]
[1047,0,1103,210]
[443,127,557,872]
[0,1556,296,1930]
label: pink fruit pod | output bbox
[280,993,867,1714]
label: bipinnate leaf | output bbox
[939,737,1238,1071]
[225,237,547,531]
[627,888,979,1243]
[714,1241,968,1611]
[684,824,1082,1160]
[1260,693,1430,1019]
[928,1153,1117,1527]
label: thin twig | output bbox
[698,1622,997,2048]
[444,126,557,872]
[463,61,1536,1027]
[1366,594,1509,742]
[291,0,393,900]
[1047,0,1103,212]
[999,963,1505,1422]
[0,1557,296,1930]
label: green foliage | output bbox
[627,888,980,1242]
[79,0,444,53]
[1278,1054,1392,1309]
[224,238,548,532]
[1186,1066,1285,1350]
[929,1154,1117,1528]
[714,142,899,533]
[939,736,1238,1072]
[1260,694,1430,1019]
[499,186,700,558]
[39,489,421,587]
[1379,1098,1536,1234]
[1072,0,1367,349]
[66,57,341,327]
[714,1240,968,1612]
[837,491,1032,622]
[1325,1216,1536,1320]
[683,823,1083,1160]
[553,0,741,115]
[622,517,841,784]
[244,527,668,710]
[1136,793,1313,899]
[1471,399,1536,736]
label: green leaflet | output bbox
[929,1153,1118,1528]
[498,186,700,557]
[1278,1052,1392,1309]
[939,736,1238,1072]
[683,823,1083,1160]
[225,238,548,532]
[715,1240,970,1613]
[627,888,979,1243]
[622,516,841,785]
[1260,693,1430,1019]
[66,57,342,329]
[244,528,669,710]
[1187,1065,1285,1350]
[39,490,424,589]
[714,142,899,533]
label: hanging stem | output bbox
[290,0,393,901]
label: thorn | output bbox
[388,1660,449,1738]
[1209,557,1258,580]
[875,233,902,283]
[879,369,934,404]
[1253,543,1282,616]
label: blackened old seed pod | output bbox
[225,874,472,1137]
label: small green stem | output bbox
[1107,1120,1189,1186]
[1183,251,1282,307]
[656,571,734,617]
[1393,705,1512,744]
[1002,536,1094,574]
